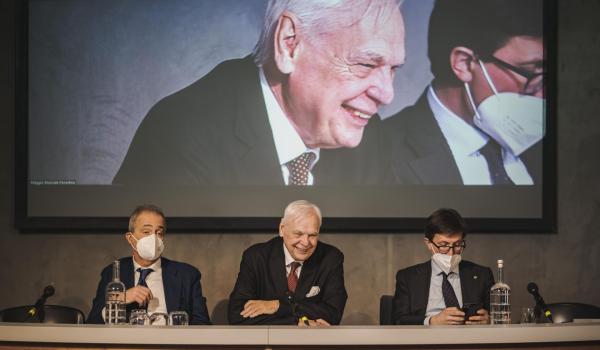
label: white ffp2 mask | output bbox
[131,234,164,261]
[432,253,462,274]
[466,60,545,156]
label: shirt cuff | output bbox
[424,315,432,325]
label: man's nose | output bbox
[447,249,455,256]
[367,67,395,105]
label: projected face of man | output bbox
[279,209,320,262]
[271,5,405,149]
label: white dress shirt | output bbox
[424,259,463,325]
[259,68,320,185]
[428,86,533,185]
[283,243,303,279]
[132,258,168,320]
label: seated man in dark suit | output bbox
[228,200,347,325]
[393,208,494,325]
[385,0,544,185]
[87,204,211,325]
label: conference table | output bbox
[1,322,599,350]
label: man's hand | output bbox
[429,307,465,325]
[298,317,330,327]
[125,286,153,305]
[240,300,280,318]
[466,308,490,325]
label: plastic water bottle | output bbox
[105,260,126,324]
[490,259,511,324]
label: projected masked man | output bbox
[113,0,405,186]
[228,200,347,326]
[384,0,544,185]
[392,208,495,325]
[87,204,211,325]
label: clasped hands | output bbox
[429,307,489,325]
[241,299,330,327]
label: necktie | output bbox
[479,140,514,185]
[137,268,153,288]
[441,272,460,308]
[286,152,316,186]
[287,262,301,293]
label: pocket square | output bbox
[306,286,320,298]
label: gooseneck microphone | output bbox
[27,285,55,321]
[527,282,553,322]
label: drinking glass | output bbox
[521,307,536,324]
[149,312,169,326]
[129,309,150,325]
[169,311,189,326]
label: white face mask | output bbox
[432,253,462,275]
[465,60,545,156]
[131,234,164,261]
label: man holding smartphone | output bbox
[392,208,495,325]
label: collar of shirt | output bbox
[259,68,320,167]
[431,256,460,276]
[282,242,303,277]
[132,257,162,281]
[428,86,489,158]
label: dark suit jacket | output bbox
[113,56,283,185]
[392,260,494,325]
[228,237,347,325]
[384,90,542,185]
[87,257,211,325]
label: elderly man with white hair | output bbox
[228,200,347,326]
[113,0,405,186]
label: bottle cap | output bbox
[497,259,504,267]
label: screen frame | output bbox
[14,0,558,233]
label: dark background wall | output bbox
[1,0,599,325]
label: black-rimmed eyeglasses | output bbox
[429,240,466,254]
[483,55,544,96]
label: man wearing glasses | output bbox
[392,208,494,325]
[384,0,544,185]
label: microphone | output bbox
[527,282,553,322]
[27,285,55,320]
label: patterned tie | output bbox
[286,152,316,186]
[137,268,153,288]
[287,262,301,293]
[479,140,514,185]
[441,272,460,308]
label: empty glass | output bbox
[169,311,189,326]
[149,312,169,326]
[521,307,536,324]
[129,309,150,325]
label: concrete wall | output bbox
[1,0,599,325]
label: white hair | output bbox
[253,0,402,67]
[282,200,322,226]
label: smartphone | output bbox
[462,303,482,320]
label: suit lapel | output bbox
[294,248,320,300]
[121,258,135,289]
[232,57,283,185]
[393,92,463,185]
[269,238,289,296]
[414,261,432,312]
[161,258,181,312]
[459,262,477,305]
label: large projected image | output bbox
[19,0,555,230]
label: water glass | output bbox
[521,307,536,324]
[129,309,150,326]
[169,311,189,326]
[149,312,169,326]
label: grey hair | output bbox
[128,204,166,233]
[282,200,323,226]
[253,0,402,67]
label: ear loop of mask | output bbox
[465,60,500,122]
